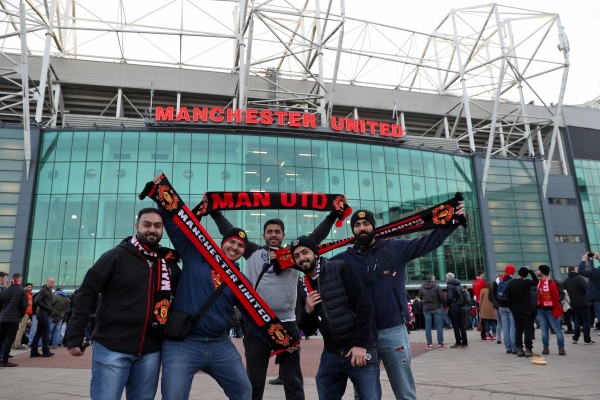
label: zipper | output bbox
[138,263,153,355]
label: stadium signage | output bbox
[153,106,404,139]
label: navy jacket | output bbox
[0,283,27,323]
[330,226,458,330]
[577,261,600,301]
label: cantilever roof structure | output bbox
[0,1,573,193]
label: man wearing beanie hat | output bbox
[220,227,248,262]
[331,202,465,400]
[210,203,343,400]
[536,265,566,355]
[504,266,539,357]
[489,265,518,354]
[292,236,380,399]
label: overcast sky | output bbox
[349,1,599,105]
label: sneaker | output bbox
[268,377,283,385]
[490,335,496,340]
[461,344,468,349]
[564,330,574,334]
[450,343,462,349]
[572,339,578,344]
[542,348,549,355]
[426,344,433,349]
[0,361,18,367]
[584,340,596,345]
[516,348,526,357]
[438,344,445,349]
[525,348,538,358]
[558,348,566,356]
[481,337,489,341]
[42,352,55,357]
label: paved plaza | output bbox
[1,328,598,399]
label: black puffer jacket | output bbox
[0,283,28,323]
[299,257,376,354]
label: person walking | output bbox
[446,273,468,349]
[419,274,445,349]
[30,277,55,358]
[563,263,593,344]
[505,267,539,357]
[0,273,28,367]
[536,265,565,356]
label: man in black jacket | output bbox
[293,236,380,400]
[67,208,181,400]
[563,265,593,344]
[505,266,539,357]
[30,276,55,358]
[0,273,27,367]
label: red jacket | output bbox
[472,277,486,302]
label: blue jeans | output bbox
[30,312,51,354]
[592,300,600,324]
[424,309,444,346]
[161,334,251,400]
[316,349,380,400]
[499,307,516,352]
[495,309,502,342]
[49,319,64,347]
[537,308,565,350]
[90,342,160,400]
[377,325,416,400]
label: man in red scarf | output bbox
[536,265,565,356]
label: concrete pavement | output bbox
[1,328,598,399]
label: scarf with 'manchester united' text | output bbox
[139,174,298,353]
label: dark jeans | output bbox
[513,312,535,349]
[243,321,304,400]
[0,321,19,362]
[572,306,592,342]
[31,312,51,354]
[316,349,381,400]
[449,306,468,345]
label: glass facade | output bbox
[0,128,23,272]
[575,159,600,252]
[26,130,484,287]
[485,158,551,272]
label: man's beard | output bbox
[355,230,375,247]
[137,233,161,248]
[302,257,318,274]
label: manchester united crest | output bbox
[153,299,171,325]
[432,205,454,225]
[157,185,179,211]
[267,323,291,347]
[332,195,346,212]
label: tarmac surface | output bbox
[1,327,599,399]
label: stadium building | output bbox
[1,1,600,289]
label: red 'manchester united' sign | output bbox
[153,106,404,139]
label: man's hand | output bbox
[153,175,162,184]
[68,346,84,357]
[345,346,367,367]
[455,201,465,216]
[286,343,300,354]
[268,247,278,261]
[305,290,321,314]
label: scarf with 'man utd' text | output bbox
[139,174,298,353]
[129,236,179,332]
[192,191,352,228]
[275,193,467,270]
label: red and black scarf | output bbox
[139,174,298,353]
[192,191,352,228]
[275,193,467,270]
[130,236,177,330]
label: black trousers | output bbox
[0,321,19,362]
[449,306,468,345]
[513,312,535,349]
[243,321,304,400]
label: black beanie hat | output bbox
[350,210,376,228]
[290,235,319,256]
[518,267,529,278]
[221,227,248,249]
[538,264,551,276]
